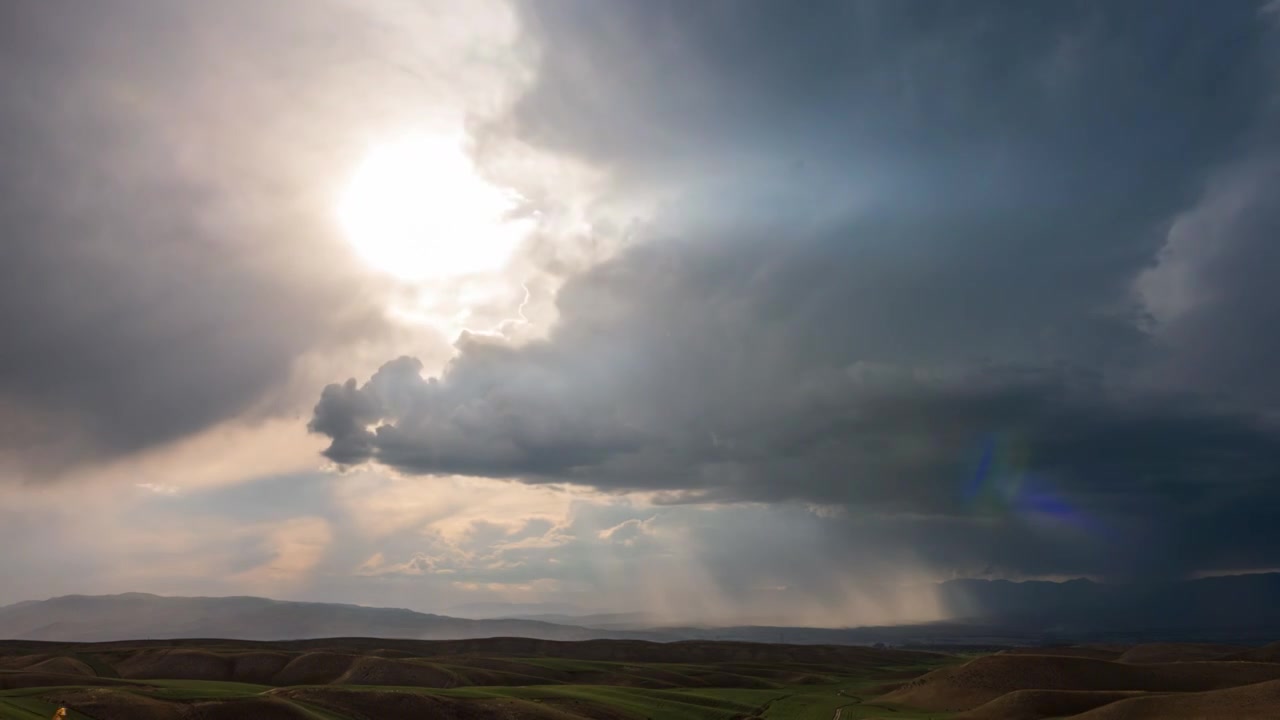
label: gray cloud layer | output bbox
[314,0,1280,579]
[0,1,484,469]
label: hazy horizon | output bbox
[3,0,1280,631]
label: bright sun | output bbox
[337,134,531,281]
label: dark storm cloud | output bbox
[312,234,1280,510]
[1136,150,1280,406]
[0,1,419,468]
[313,0,1280,578]
[500,0,1267,203]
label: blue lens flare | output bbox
[961,431,1108,537]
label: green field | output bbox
[0,656,955,720]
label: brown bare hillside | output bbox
[998,646,1125,660]
[270,687,591,720]
[440,656,580,683]
[44,689,318,720]
[1116,643,1246,664]
[881,654,1280,711]
[226,651,291,683]
[0,637,944,690]
[0,653,51,669]
[368,648,418,659]
[539,699,634,720]
[0,653,97,676]
[44,689,180,720]
[270,651,369,685]
[116,649,232,681]
[1219,640,1280,663]
[183,698,321,719]
[264,651,466,687]
[0,636,942,667]
[438,656,786,689]
[334,656,459,686]
[24,656,97,675]
[1071,677,1280,719]
[0,670,132,690]
[956,689,1152,720]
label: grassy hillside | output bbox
[0,638,956,719]
[1,676,958,720]
[8,637,1280,718]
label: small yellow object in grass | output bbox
[52,707,67,719]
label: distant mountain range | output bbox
[440,601,599,619]
[5,573,1280,646]
[0,593,668,643]
[0,593,1001,645]
[496,612,663,630]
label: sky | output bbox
[2,0,1279,626]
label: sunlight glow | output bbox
[337,134,532,281]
